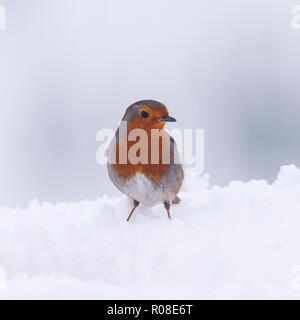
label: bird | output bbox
[107,100,184,221]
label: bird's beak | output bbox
[159,115,177,122]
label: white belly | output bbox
[122,173,164,207]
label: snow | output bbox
[1,165,300,300]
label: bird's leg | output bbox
[164,200,171,219]
[127,199,140,222]
[172,195,181,204]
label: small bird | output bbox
[107,100,184,221]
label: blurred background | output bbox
[0,0,300,206]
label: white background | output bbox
[0,0,300,206]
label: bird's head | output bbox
[122,100,176,130]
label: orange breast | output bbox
[112,121,172,184]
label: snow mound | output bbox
[1,165,300,299]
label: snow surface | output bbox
[1,165,300,300]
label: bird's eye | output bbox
[141,110,149,118]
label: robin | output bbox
[107,100,184,221]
